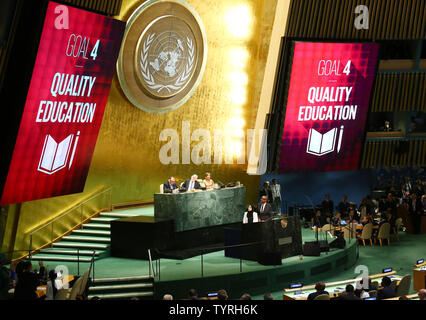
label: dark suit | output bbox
[321,200,334,216]
[258,202,273,221]
[408,198,423,234]
[377,286,396,300]
[338,292,362,300]
[307,290,329,300]
[163,181,178,193]
[14,271,42,300]
[182,179,201,191]
[337,201,350,214]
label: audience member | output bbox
[345,208,360,223]
[263,292,274,300]
[408,193,423,234]
[14,261,43,300]
[217,289,228,300]
[377,276,396,300]
[418,289,426,300]
[331,212,342,227]
[240,293,252,300]
[312,209,327,227]
[163,294,173,300]
[45,270,59,300]
[338,284,361,300]
[188,288,201,300]
[0,254,9,300]
[337,195,350,215]
[321,194,334,218]
[307,282,329,300]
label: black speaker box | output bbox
[329,235,346,249]
[303,241,320,256]
[258,252,282,266]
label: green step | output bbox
[82,223,110,229]
[87,292,153,300]
[62,235,110,243]
[73,229,111,236]
[91,217,116,223]
[99,212,142,218]
[29,254,93,262]
[52,242,109,250]
[89,283,153,292]
[93,275,153,284]
[40,248,105,256]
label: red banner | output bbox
[279,42,379,173]
[1,2,125,205]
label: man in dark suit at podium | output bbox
[258,196,273,221]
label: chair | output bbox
[377,222,391,246]
[344,222,357,239]
[320,224,333,232]
[368,290,377,298]
[393,218,403,241]
[396,275,411,297]
[314,294,330,300]
[55,277,83,300]
[359,223,373,246]
[77,269,90,300]
[55,289,70,300]
[68,277,84,300]
[159,184,164,193]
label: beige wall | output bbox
[2,0,288,257]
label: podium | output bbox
[224,216,303,265]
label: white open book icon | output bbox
[37,132,80,175]
[306,126,344,156]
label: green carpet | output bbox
[252,230,426,300]
[114,207,154,216]
[27,228,426,300]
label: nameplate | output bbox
[279,237,293,245]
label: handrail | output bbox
[148,249,155,278]
[29,187,112,237]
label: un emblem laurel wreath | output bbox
[140,33,195,93]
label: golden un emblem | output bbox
[117,0,207,113]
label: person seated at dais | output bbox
[243,205,259,224]
[202,172,215,190]
[182,174,201,191]
[163,177,178,193]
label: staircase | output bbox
[31,209,149,263]
[88,275,154,300]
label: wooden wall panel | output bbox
[361,140,426,168]
[62,0,122,16]
[286,0,426,40]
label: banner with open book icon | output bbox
[0,2,125,205]
[279,42,379,173]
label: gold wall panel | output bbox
[4,0,279,255]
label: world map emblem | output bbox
[117,0,207,113]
